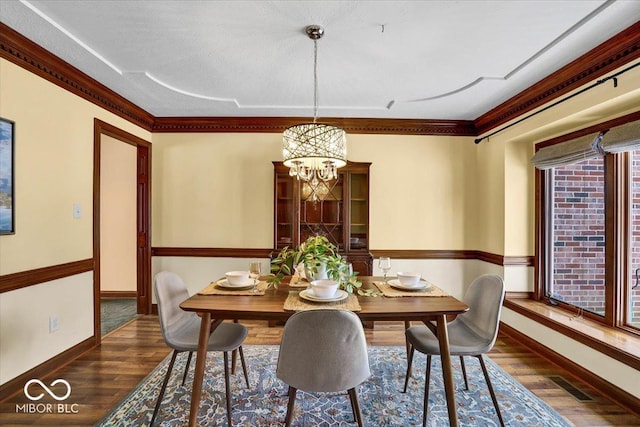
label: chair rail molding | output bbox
[0,259,94,293]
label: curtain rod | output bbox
[474,61,640,144]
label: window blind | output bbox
[531,132,604,170]
[600,119,640,153]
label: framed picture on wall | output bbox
[0,117,15,235]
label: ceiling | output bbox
[1,0,640,121]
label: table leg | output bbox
[436,314,458,426]
[404,320,412,376]
[188,312,212,427]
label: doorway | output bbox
[93,119,151,342]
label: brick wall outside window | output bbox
[629,152,640,326]
[551,158,606,315]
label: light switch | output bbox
[73,203,81,219]
[49,315,60,333]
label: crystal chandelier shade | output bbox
[283,123,347,181]
[283,25,347,184]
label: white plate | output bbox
[216,278,257,290]
[299,289,348,303]
[388,279,431,291]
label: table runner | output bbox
[197,280,269,296]
[283,290,361,311]
[374,281,449,297]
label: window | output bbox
[549,158,606,316]
[536,113,640,334]
[627,149,640,328]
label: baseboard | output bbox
[499,321,640,417]
[0,336,96,402]
[100,291,137,299]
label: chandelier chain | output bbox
[313,38,318,123]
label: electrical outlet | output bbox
[49,315,60,333]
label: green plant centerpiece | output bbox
[268,235,379,296]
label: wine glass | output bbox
[378,256,391,284]
[339,262,354,288]
[249,262,261,293]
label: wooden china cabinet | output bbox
[273,161,373,275]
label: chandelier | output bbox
[283,25,347,187]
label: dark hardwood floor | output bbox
[1,316,638,426]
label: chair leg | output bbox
[403,344,415,393]
[181,352,193,386]
[231,349,238,375]
[422,355,432,427]
[150,350,179,426]
[284,386,297,427]
[223,352,233,427]
[478,355,505,427]
[238,346,250,388]
[460,355,469,391]
[231,319,239,374]
[348,387,365,427]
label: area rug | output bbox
[96,346,573,426]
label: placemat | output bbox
[287,272,309,288]
[374,281,449,297]
[284,291,361,311]
[198,280,268,296]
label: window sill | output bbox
[503,298,640,370]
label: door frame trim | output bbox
[93,119,151,341]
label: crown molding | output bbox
[0,22,155,131]
[151,116,477,135]
[474,21,640,135]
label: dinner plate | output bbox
[388,279,431,291]
[299,289,348,303]
[216,278,257,290]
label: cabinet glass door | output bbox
[275,173,295,249]
[349,173,368,251]
[300,176,344,249]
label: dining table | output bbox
[179,276,469,426]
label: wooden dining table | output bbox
[179,276,469,426]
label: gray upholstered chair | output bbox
[276,309,371,427]
[403,274,506,427]
[151,271,250,426]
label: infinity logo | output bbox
[24,379,71,401]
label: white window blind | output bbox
[600,119,640,153]
[531,132,604,170]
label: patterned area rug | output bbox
[97,346,573,426]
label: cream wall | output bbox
[152,133,278,248]
[0,273,93,384]
[350,134,475,250]
[0,60,150,274]
[151,133,476,251]
[100,135,137,292]
[0,59,150,385]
